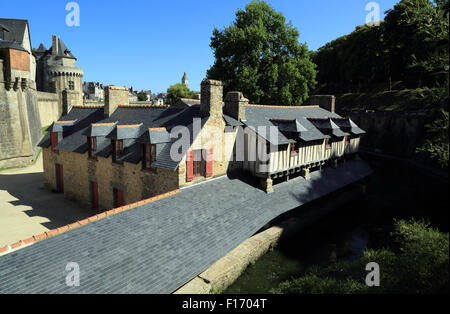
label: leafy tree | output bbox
[166,83,195,105]
[207,0,317,106]
[137,92,148,101]
[384,0,449,88]
[417,109,449,168]
[313,0,449,93]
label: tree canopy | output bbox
[166,83,196,105]
[136,91,148,101]
[207,0,317,106]
[313,0,449,94]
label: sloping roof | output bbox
[0,160,373,294]
[308,118,350,138]
[0,19,29,46]
[0,40,28,52]
[332,118,366,135]
[38,106,209,170]
[244,105,341,144]
[174,98,201,107]
[50,36,76,59]
[38,103,364,170]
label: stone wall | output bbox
[37,91,60,127]
[42,148,179,210]
[0,81,42,169]
[345,110,434,162]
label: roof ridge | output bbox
[119,104,169,108]
[149,127,167,131]
[247,104,320,109]
[72,105,103,109]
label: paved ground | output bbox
[0,154,94,247]
[0,160,372,294]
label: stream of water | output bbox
[225,157,449,294]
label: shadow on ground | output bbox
[0,170,94,231]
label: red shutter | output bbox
[205,148,213,178]
[91,181,99,211]
[186,151,194,182]
[118,189,125,207]
[51,133,59,153]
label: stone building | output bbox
[35,35,84,107]
[0,18,42,168]
[83,82,104,101]
[1,18,85,168]
[38,79,365,211]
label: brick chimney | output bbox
[224,91,248,121]
[309,95,336,113]
[104,85,129,117]
[200,79,223,119]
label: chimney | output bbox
[308,95,335,113]
[224,91,248,121]
[200,79,223,119]
[52,35,59,55]
[104,85,129,117]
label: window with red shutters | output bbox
[113,188,125,208]
[186,151,194,182]
[193,150,203,178]
[325,138,332,149]
[142,144,155,170]
[90,181,99,211]
[205,149,213,178]
[345,136,350,145]
[112,140,123,163]
[51,132,59,153]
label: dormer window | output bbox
[142,144,156,170]
[51,132,59,153]
[88,137,97,159]
[112,140,123,164]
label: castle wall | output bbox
[0,83,42,169]
[37,91,60,127]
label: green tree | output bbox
[137,92,148,101]
[417,109,449,168]
[383,0,449,88]
[207,0,317,106]
[166,83,195,105]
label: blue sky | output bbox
[3,0,399,93]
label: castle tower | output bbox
[36,35,84,111]
[182,72,189,89]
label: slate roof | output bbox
[332,118,366,136]
[38,104,365,170]
[244,105,343,144]
[0,160,373,294]
[0,40,28,52]
[175,98,201,107]
[38,106,209,171]
[308,118,351,138]
[0,19,30,47]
